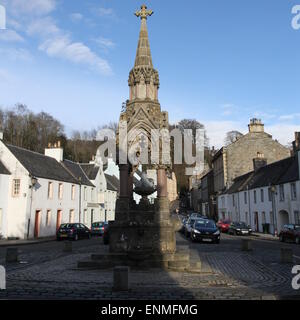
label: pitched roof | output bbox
[80,164,100,180]
[105,174,119,192]
[227,155,298,194]
[6,144,78,184]
[62,160,94,187]
[0,160,10,175]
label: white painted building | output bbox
[0,140,98,239]
[218,151,300,235]
[81,157,119,223]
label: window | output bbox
[244,192,247,205]
[71,185,75,200]
[91,188,94,202]
[84,209,87,224]
[268,188,272,202]
[291,183,297,201]
[270,211,274,225]
[232,195,235,206]
[260,189,264,203]
[262,212,266,224]
[221,196,225,208]
[48,182,53,199]
[254,190,257,204]
[84,187,87,201]
[12,179,21,197]
[279,185,284,202]
[69,210,74,223]
[46,210,51,227]
[295,211,300,224]
[245,212,249,225]
[58,183,63,199]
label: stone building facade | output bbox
[213,119,290,194]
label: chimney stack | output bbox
[253,152,267,171]
[248,118,264,133]
[45,140,63,162]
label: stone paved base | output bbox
[0,249,299,300]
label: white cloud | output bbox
[203,120,246,149]
[27,16,60,37]
[94,37,115,50]
[278,113,300,121]
[265,123,300,146]
[39,35,112,75]
[70,13,83,22]
[5,0,56,16]
[0,29,24,42]
[97,8,114,16]
[220,103,236,116]
[0,47,32,61]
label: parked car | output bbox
[191,219,220,243]
[217,219,231,233]
[228,222,252,236]
[103,223,110,245]
[56,223,91,241]
[91,222,108,236]
[185,217,202,238]
[279,224,300,244]
[180,217,188,234]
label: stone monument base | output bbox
[78,198,202,273]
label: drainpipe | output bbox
[78,177,82,223]
[247,185,251,228]
[271,185,278,236]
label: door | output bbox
[254,212,259,232]
[56,210,62,231]
[34,210,41,238]
[0,209,2,236]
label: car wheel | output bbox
[296,237,300,245]
[215,239,220,244]
[56,237,61,241]
[279,235,284,242]
[88,234,91,239]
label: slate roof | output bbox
[0,160,10,175]
[62,160,95,187]
[105,174,119,192]
[226,155,298,194]
[80,164,100,181]
[6,144,78,184]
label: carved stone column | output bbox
[119,164,129,198]
[128,170,134,200]
[157,167,168,198]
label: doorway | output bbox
[34,210,41,238]
[56,210,62,231]
[254,212,259,232]
[278,210,289,232]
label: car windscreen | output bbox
[235,222,248,228]
[60,224,75,229]
[195,220,216,229]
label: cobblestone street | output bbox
[0,233,299,300]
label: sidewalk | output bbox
[0,237,55,247]
[251,232,279,242]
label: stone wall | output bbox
[226,132,290,186]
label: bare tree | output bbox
[224,130,243,146]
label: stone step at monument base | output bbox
[78,251,192,271]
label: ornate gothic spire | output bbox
[134,4,153,68]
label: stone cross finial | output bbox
[135,4,153,20]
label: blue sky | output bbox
[0,0,300,147]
